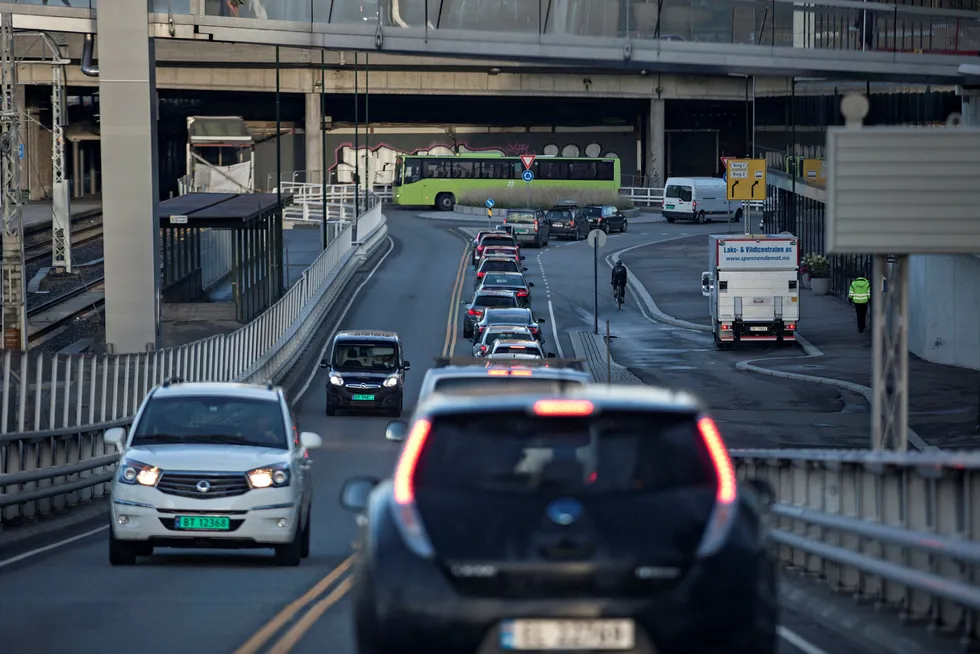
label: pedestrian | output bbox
[848,276,871,333]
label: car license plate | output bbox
[351,394,375,400]
[750,326,768,332]
[500,619,635,651]
[665,204,674,209]
[174,516,230,531]
[552,222,564,227]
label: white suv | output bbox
[105,379,322,567]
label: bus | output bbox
[392,153,621,211]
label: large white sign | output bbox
[717,239,797,269]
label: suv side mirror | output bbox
[522,267,528,272]
[339,476,380,513]
[318,360,329,369]
[385,420,408,442]
[537,318,546,323]
[403,360,411,370]
[104,427,126,451]
[520,255,526,260]
[527,282,535,287]
[546,352,556,358]
[701,272,713,297]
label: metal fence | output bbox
[733,448,980,643]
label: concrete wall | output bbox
[909,254,980,371]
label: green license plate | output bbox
[666,204,674,209]
[351,394,375,401]
[174,516,230,531]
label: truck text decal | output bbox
[722,245,793,263]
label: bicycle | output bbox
[613,284,625,310]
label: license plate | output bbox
[552,222,564,227]
[665,204,674,209]
[500,620,635,651]
[750,326,768,332]
[174,516,230,531]
[351,394,375,400]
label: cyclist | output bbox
[611,259,628,304]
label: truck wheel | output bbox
[435,193,455,211]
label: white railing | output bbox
[199,229,234,291]
[620,187,765,212]
[734,448,980,643]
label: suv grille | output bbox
[156,472,250,499]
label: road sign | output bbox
[485,198,495,208]
[587,228,607,249]
[726,159,767,201]
[522,170,534,183]
[520,154,536,170]
[802,159,825,185]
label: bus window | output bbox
[422,158,450,179]
[568,162,598,180]
[400,157,422,184]
[454,160,475,178]
[597,161,615,181]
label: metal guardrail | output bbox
[733,447,980,643]
[0,197,389,524]
[620,186,765,212]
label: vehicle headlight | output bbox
[247,463,290,489]
[329,374,344,386]
[118,459,160,487]
[383,375,400,387]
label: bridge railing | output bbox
[620,186,765,212]
[733,448,980,643]
[0,195,388,523]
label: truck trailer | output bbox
[701,234,800,349]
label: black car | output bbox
[319,330,410,417]
[339,387,778,654]
[584,204,628,233]
[547,200,590,240]
[476,271,534,306]
[471,307,545,343]
[461,290,520,338]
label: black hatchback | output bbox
[320,330,410,417]
[584,204,628,233]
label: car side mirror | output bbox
[527,282,535,287]
[701,272,713,297]
[522,267,528,272]
[300,431,323,450]
[385,420,408,443]
[745,478,775,507]
[104,427,126,451]
[339,476,380,513]
[537,318,546,323]
[520,255,526,260]
[318,360,329,369]
[403,360,411,370]
[546,352,556,358]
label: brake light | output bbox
[479,345,487,353]
[390,419,436,559]
[692,201,698,211]
[517,290,529,297]
[695,417,738,558]
[533,220,538,229]
[528,325,538,333]
[533,399,595,416]
[785,322,796,330]
[477,271,485,278]
[476,245,484,253]
[511,369,532,376]
[570,220,575,227]
[468,308,483,317]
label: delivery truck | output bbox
[700,234,800,349]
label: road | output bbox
[0,210,918,654]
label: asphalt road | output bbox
[0,211,911,654]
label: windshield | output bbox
[506,212,536,223]
[545,210,573,222]
[415,411,713,494]
[332,341,398,371]
[433,377,584,394]
[482,273,523,286]
[131,397,288,449]
[666,185,692,201]
[475,296,518,308]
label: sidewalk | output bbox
[621,234,980,449]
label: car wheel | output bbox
[620,220,628,233]
[274,526,303,566]
[602,224,609,234]
[326,398,336,416]
[463,324,472,338]
[108,530,138,566]
[666,217,675,223]
[300,512,311,559]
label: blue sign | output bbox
[485,198,495,209]
[522,170,534,183]
[546,498,584,526]
[17,144,23,160]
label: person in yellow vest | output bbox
[848,276,871,333]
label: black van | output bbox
[319,330,410,417]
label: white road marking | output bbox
[0,525,108,568]
[547,300,564,358]
[777,627,829,654]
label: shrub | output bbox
[458,187,634,211]
[802,253,830,278]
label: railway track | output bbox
[27,275,106,344]
[2,210,104,266]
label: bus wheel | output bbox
[436,193,455,212]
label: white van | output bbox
[662,177,744,224]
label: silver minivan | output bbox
[503,209,549,247]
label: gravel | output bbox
[34,313,107,355]
[26,238,105,311]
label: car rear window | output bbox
[484,274,521,286]
[432,377,584,394]
[476,295,518,308]
[545,210,573,221]
[484,309,527,323]
[481,236,516,247]
[583,207,602,217]
[506,212,536,223]
[480,260,519,273]
[494,344,541,354]
[666,185,692,201]
[414,411,714,494]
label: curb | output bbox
[604,236,931,451]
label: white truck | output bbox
[700,234,800,349]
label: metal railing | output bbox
[0,197,389,523]
[733,448,980,644]
[620,187,765,212]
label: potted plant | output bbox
[799,260,811,290]
[804,253,831,295]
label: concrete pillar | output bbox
[645,98,665,188]
[305,92,322,184]
[98,0,161,353]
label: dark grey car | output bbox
[584,205,628,233]
[503,209,549,247]
[546,201,589,240]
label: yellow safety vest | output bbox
[848,278,870,303]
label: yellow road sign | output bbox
[802,158,826,185]
[726,159,767,201]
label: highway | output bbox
[0,210,905,654]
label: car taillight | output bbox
[692,201,698,211]
[391,419,435,558]
[785,322,796,330]
[570,220,575,226]
[468,308,482,316]
[479,345,487,353]
[528,325,538,333]
[517,290,529,297]
[533,220,538,229]
[476,245,484,254]
[695,416,738,558]
[477,271,485,278]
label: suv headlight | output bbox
[119,459,161,487]
[329,374,344,386]
[383,375,400,387]
[247,463,290,489]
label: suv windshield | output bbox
[506,212,536,223]
[333,341,398,371]
[131,397,288,449]
[475,295,518,308]
[415,411,713,494]
[666,185,693,201]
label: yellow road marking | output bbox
[443,243,469,357]
[265,576,355,654]
[232,554,354,654]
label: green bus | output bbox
[392,153,621,211]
